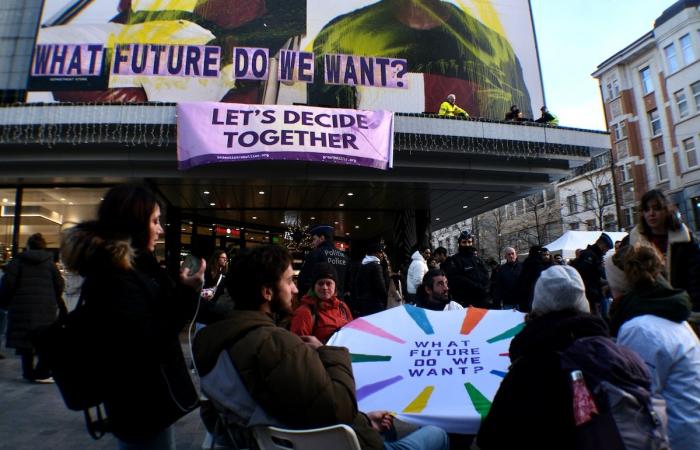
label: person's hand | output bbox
[367,411,394,432]
[180,258,206,290]
[300,335,323,350]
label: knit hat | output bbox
[598,233,614,250]
[311,262,338,285]
[604,252,631,295]
[531,265,590,315]
[457,230,473,241]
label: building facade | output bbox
[593,0,700,233]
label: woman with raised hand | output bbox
[61,185,205,450]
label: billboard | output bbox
[28,0,543,119]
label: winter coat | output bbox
[60,224,199,442]
[193,311,385,450]
[630,224,700,310]
[353,256,388,316]
[572,244,607,307]
[442,247,490,307]
[297,241,350,298]
[406,251,428,295]
[490,261,522,308]
[610,278,700,450]
[1,249,65,351]
[514,255,549,311]
[289,293,353,343]
[477,310,636,450]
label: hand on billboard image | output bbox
[308,0,532,120]
[43,0,306,103]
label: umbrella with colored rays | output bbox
[327,305,525,434]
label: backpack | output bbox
[559,336,669,450]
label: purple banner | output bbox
[177,102,394,170]
[233,47,269,81]
[111,44,220,77]
[32,44,104,77]
[324,54,408,88]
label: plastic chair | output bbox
[252,424,361,450]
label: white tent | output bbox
[543,231,628,259]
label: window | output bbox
[606,78,620,100]
[611,124,620,140]
[680,34,695,64]
[683,137,698,168]
[610,99,622,118]
[603,214,617,231]
[640,66,654,94]
[655,153,668,181]
[692,81,700,111]
[569,222,580,231]
[665,43,679,72]
[616,140,629,159]
[599,184,613,206]
[619,121,627,139]
[648,109,662,136]
[585,219,596,230]
[567,195,577,214]
[583,190,594,210]
[623,207,635,229]
[675,90,689,118]
[622,183,635,204]
[620,163,633,182]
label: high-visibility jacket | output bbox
[439,101,469,117]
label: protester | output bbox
[60,185,205,449]
[443,231,490,307]
[196,249,234,325]
[193,245,449,450]
[534,105,558,125]
[353,242,389,316]
[290,262,353,343]
[477,265,651,450]
[571,233,613,315]
[606,243,700,450]
[504,105,520,121]
[514,245,551,312]
[629,189,700,310]
[417,269,463,311]
[406,245,430,304]
[0,233,65,382]
[490,247,522,309]
[433,247,448,268]
[438,94,469,118]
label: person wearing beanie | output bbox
[607,243,700,450]
[353,242,389,317]
[571,232,613,316]
[290,262,353,343]
[442,231,490,307]
[478,265,647,450]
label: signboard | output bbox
[28,0,543,119]
[327,305,525,434]
[176,102,394,170]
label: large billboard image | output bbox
[28,0,543,119]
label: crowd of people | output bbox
[438,93,558,125]
[0,184,698,449]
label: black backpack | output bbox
[560,336,669,450]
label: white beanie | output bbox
[604,252,630,295]
[531,265,590,315]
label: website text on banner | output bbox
[327,306,525,434]
[176,102,395,170]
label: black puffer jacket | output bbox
[443,246,490,307]
[1,249,64,350]
[61,224,199,442]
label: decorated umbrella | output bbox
[327,305,525,434]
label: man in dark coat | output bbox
[442,230,490,307]
[490,246,522,309]
[0,233,65,382]
[571,233,613,315]
[297,225,350,298]
[514,245,551,312]
[353,242,389,316]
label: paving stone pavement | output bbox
[0,344,207,450]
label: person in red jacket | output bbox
[290,262,352,343]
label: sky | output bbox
[530,0,676,130]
